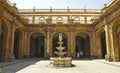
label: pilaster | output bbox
[49,32,52,57]
[71,31,76,57]
[91,31,97,58]
[45,29,50,58]
[104,24,113,61]
[7,22,15,61]
[68,26,76,57]
[67,32,71,56]
[18,31,24,58]
[95,35,102,58]
[110,31,120,61]
[22,31,28,58]
[4,26,10,62]
[0,0,4,27]
[25,32,30,58]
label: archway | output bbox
[0,21,8,61]
[52,33,68,57]
[76,33,90,58]
[100,31,107,58]
[13,29,22,59]
[30,32,44,58]
[117,26,120,60]
[111,16,120,61]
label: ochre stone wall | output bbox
[0,0,120,62]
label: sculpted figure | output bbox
[59,33,63,42]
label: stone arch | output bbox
[75,32,91,58]
[112,16,120,61]
[96,27,107,58]
[13,28,24,59]
[112,16,120,31]
[29,31,45,39]
[100,31,107,58]
[0,20,9,61]
[29,32,45,58]
[117,26,120,61]
[76,30,92,38]
[52,32,68,57]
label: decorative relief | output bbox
[74,16,80,24]
[96,21,104,29]
[108,9,120,21]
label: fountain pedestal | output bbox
[50,57,72,67]
[49,33,72,67]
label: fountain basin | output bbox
[50,57,72,67]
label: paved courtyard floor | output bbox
[1,59,120,73]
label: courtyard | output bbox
[0,59,120,73]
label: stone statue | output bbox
[59,33,63,42]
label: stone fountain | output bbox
[50,33,72,67]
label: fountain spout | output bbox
[55,33,66,58]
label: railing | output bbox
[106,0,115,7]
[27,20,92,24]
[5,0,100,24]
[18,8,101,13]
[6,0,13,7]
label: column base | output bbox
[44,53,50,58]
[97,55,102,59]
[90,55,97,59]
[113,56,120,62]
[105,54,113,62]
[0,68,2,73]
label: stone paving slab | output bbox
[15,60,120,73]
[0,59,26,67]
[94,59,120,67]
[1,59,120,73]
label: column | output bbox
[84,16,87,24]
[19,32,24,58]
[0,0,4,28]
[68,19,74,24]
[104,24,113,61]
[22,31,27,58]
[8,22,15,61]
[67,32,71,56]
[49,32,52,57]
[4,26,11,62]
[70,28,76,57]
[46,19,52,24]
[25,32,30,58]
[118,33,120,61]
[46,29,50,58]
[110,31,119,61]
[91,31,97,58]
[95,35,102,58]
[32,7,35,24]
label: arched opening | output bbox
[117,26,120,60]
[0,25,4,61]
[52,33,68,57]
[76,33,90,58]
[30,32,44,58]
[0,21,8,61]
[13,29,21,59]
[100,32,107,58]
